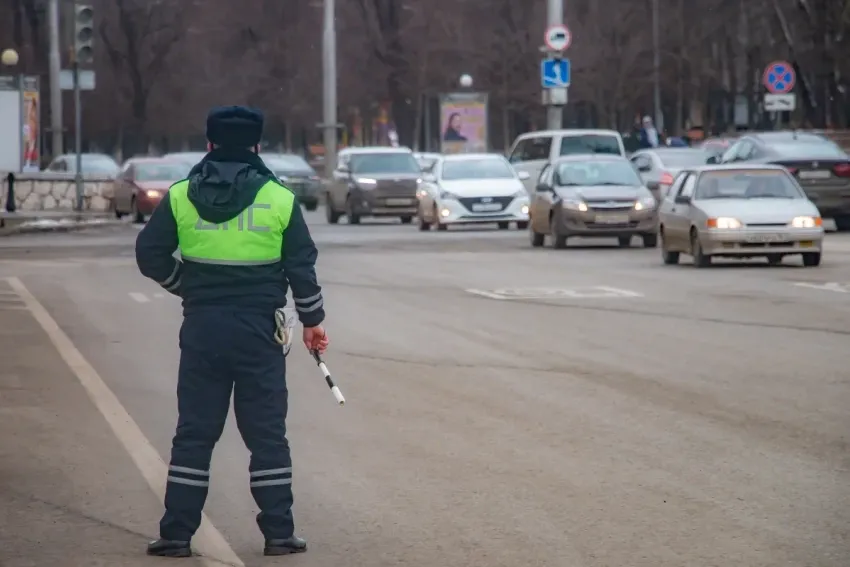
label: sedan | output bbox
[417,153,530,230]
[631,148,711,200]
[113,158,189,222]
[529,154,658,249]
[261,153,322,210]
[718,132,850,229]
[658,164,824,267]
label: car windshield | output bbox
[441,158,514,180]
[263,155,312,171]
[350,153,419,174]
[770,142,847,160]
[79,156,118,173]
[695,170,804,199]
[559,135,622,156]
[136,162,189,181]
[556,160,641,186]
[656,150,709,166]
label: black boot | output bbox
[264,536,307,556]
[147,538,192,557]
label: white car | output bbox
[416,153,531,230]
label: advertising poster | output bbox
[439,92,488,154]
[21,77,39,172]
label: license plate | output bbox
[799,241,814,248]
[594,214,630,224]
[746,233,788,243]
[799,170,831,179]
[472,203,502,212]
[385,198,413,206]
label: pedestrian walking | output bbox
[135,105,329,557]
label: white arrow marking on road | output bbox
[129,292,150,302]
[793,282,849,293]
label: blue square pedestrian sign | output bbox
[541,59,571,88]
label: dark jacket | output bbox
[135,147,325,327]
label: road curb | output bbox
[0,219,125,236]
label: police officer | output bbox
[135,106,329,557]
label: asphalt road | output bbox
[1,212,848,567]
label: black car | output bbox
[261,153,322,210]
[718,132,850,229]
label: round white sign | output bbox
[544,24,571,51]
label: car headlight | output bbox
[354,177,377,186]
[634,196,656,210]
[145,190,161,198]
[790,216,821,228]
[707,217,742,229]
[416,188,428,198]
[440,191,460,200]
[562,199,588,212]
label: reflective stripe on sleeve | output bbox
[294,292,323,313]
[251,477,293,488]
[158,262,181,287]
[250,467,292,478]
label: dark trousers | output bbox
[160,308,294,541]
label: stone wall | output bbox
[0,173,115,211]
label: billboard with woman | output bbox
[439,92,488,154]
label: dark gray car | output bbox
[261,153,321,210]
[325,147,422,224]
[631,148,710,200]
[718,132,850,229]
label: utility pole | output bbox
[545,0,563,130]
[652,0,663,133]
[47,0,63,157]
[321,0,338,175]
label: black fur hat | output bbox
[206,105,264,148]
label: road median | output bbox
[0,210,124,235]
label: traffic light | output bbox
[73,4,94,65]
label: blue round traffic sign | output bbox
[763,61,796,94]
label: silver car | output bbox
[658,164,824,267]
[529,155,658,249]
[630,148,710,200]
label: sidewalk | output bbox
[0,210,123,235]
[0,279,205,566]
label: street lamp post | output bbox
[321,0,338,176]
[2,48,20,212]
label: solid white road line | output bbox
[129,292,150,303]
[6,277,243,567]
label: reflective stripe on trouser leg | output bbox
[160,313,234,541]
[231,317,294,540]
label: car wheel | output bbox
[529,222,544,247]
[131,197,145,223]
[113,203,125,219]
[766,254,783,265]
[549,216,567,249]
[497,222,510,230]
[400,216,413,224]
[346,196,361,224]
[642,233,658,248]
[418,208,431,231]
[660,229,679,265]
[434,206,447,231]
[517,221,529,230]
[325,197,341,224]
[304,202,318,212]
[802,252,821,267]
[618,236,631,247]
[690,228,711,267]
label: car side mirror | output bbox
[637,163,651,172]
[674,195,691,204]
[517,171,530,180]
[535,183,550,192]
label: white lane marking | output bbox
[5,277,243,567]
[794,282,849,293]
[129,292,150,303]
[466,286,643,299]
[465,288,507,299]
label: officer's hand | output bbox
[303,325,329,354]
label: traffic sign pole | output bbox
[544,2,567,129]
